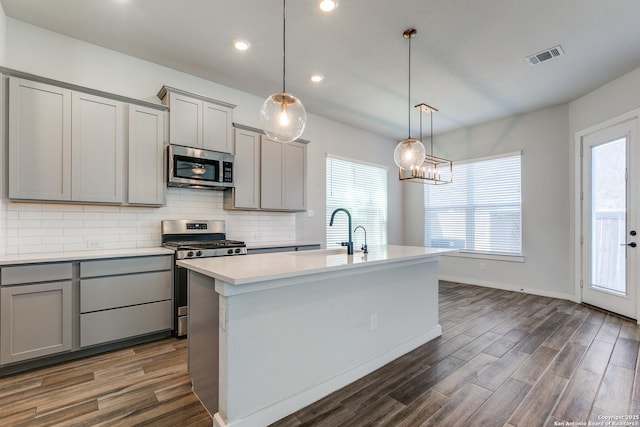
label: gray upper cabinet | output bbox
[159,86,235,154]
[260,137,284,210]
[203,101,233,153]
[165,90,202,147]
[226,127,261,209]
[6,75,166,206]
[225,125,307,212]
[127,104,165,206]
[283,142,306,211]
[71,91,124,203]
[261,138,307,211]
[9,78,72,201]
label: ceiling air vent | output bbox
[526,45,565,65]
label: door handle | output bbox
[621,242,637,247]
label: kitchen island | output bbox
[177,245,454,427]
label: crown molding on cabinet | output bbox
[0,66,167,112]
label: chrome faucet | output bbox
[353,225,368,254]
[329,208,354,255]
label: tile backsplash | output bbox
[0,188,296,255]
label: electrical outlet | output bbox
[307,209,315,218]
[87,240,102,249]
[480,262,486,271]
[370,313,378,331]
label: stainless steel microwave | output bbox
[167,144,234,190]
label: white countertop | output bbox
[245,241,321,250]
[0,247,174,265]
[177,245,455,285]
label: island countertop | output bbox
[177,245,454,286]
[184,244,451,427]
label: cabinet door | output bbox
[203,101,233,154]
[260,137,284,210]
[127,104,165,206]
[72,92,124,203]
[284,142,306,210]
[168,92,202,148]
[232,128,261,209]
[0,281,72,364]
[8,78,72,201]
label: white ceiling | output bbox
[2,0,640,140]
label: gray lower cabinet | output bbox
[79,255,172,348]
[0,255,173,368]
[0,263,73,365]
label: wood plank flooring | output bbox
[0,281,638,426]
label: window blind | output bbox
[326,155,388,249]
[424,152,522,256]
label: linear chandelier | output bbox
[399,103,453,185]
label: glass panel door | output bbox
[581,118,638,320]
[590,137,626,294]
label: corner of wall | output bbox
[402,182,425,246]
[0,2,6,66]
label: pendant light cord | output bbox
[408,34,411,138]
[282,0,287,94]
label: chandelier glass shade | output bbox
[393,138,426,170]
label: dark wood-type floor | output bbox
[1,282,639,426]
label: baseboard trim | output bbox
[213,324,442,427]
[439,275,578,302]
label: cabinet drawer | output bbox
[80,300,171,347]
[1,262,72,285]
[80,255,172,278]
[80,271,171,312]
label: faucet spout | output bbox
[329,208,353,255]
[353,225,368,254]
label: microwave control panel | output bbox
[223,161,233,183]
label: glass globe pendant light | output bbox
[260,0,307,143]
[393,28,426,171]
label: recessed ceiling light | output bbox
[318,0,338,12]
[233,39,251,51]
[310,74,324,83]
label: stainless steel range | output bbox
[161,219,246,336]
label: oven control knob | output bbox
[187,251,194,258]
[196,250,202,257]
[227,249,234,255]
[235,248,241,253]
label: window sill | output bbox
[442,251,525,263]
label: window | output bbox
[424,152,522,256]
[326,155,388,248]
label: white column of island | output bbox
[177,245,455,427]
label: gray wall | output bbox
[404,104,573,299]
[568,65,640,297]
[0,3,5,65]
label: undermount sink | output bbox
[290,248,363,256]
